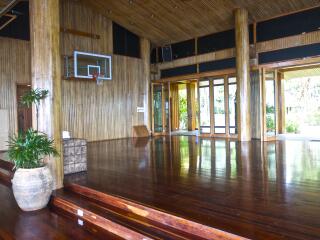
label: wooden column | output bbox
[30,0,63,189]
[235,8,251,141]
[278,72,285,134]
[170,84,180,131]
[186,82,196,131]
[140,38,151,131]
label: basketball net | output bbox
[92,72,103,86]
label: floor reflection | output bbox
[69,136,320,239]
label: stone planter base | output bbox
[12,166,53,211]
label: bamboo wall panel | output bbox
[62,56,144,141]
[0,37,30,135]
[60,0,113,55]
[157,48,235,70]
[60,0,147,141]
[256,30,320,53]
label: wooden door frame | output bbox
[151,82,171,136]
[261,68,279,141]
[16,83,32,134]
[198,73,239,139]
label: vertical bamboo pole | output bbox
[30,0,63,189]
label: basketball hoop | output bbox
[92,72,104,86]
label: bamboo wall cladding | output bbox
[256,30,320,53]
[0,37,31,135]
[60,0,147,141]
[60,0,113,55]
[62,56,145,141]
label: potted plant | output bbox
[8,89,58,211]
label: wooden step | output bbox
[51,189,209,240]
[0,159,14,186]
[0,169,12,186]
[62,183,247,240]
[52,190,155,240]
[0,159,14,172]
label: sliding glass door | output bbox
[263,70,278,141]
[213,78,226,134]
[228,77,237,134]
[199,80,211,134]
[152,83,170,135]
[153,84,163,133]
[198,75,237,137]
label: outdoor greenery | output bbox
[179,91,188,129]
[286,120,299,133]
[266,104,275,132]
[8,88,58,169]
[284,74,320,135]
[8,129,58,169]
[266,115,275,132]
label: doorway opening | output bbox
[280,66,320,139]
[178,84,188,131]
[170,82,198,136]
[16,84,32,133]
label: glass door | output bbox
[198,79,211,134]
[228,77,237,135]
[152,83,170,135]
[213,78,226,134]
[198,75,238,138]
[152,84,163,133]
[263,70,278,141]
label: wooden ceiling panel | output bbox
[79,0,320,46]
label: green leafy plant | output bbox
[286,120,299,133]
[21,88,49,131]
[8,129,58,169]
[179,95,188,129]
[266,115,275,131]
[8,88,58,169]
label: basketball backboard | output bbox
[74,51,112,80]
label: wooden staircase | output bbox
[51,183,247,240]
[0,158,14,186]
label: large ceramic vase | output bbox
[12,166,53,211]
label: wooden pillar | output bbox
[235,8,251,141]
[30,0,63,189]
[278,72,285,134]
[170,84,180,131]
[187,82,196,131]
[140,38,151,131]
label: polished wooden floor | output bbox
[0,182,123,239]
[66,136,320,240]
